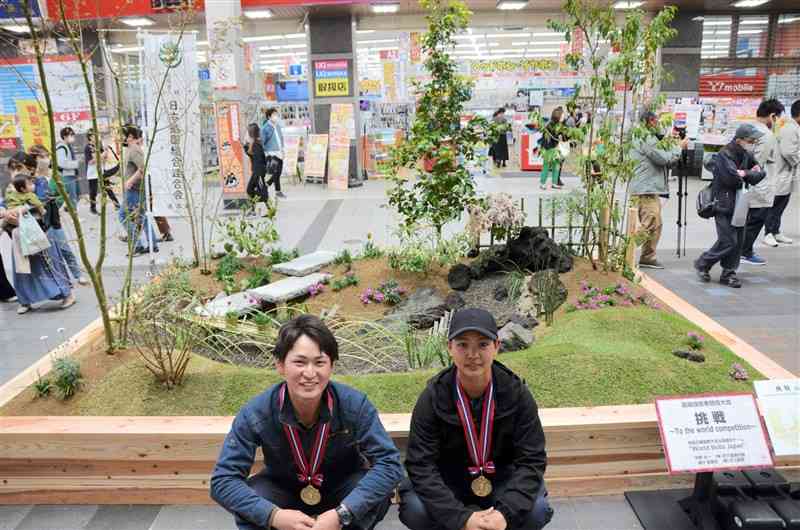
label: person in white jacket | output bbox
[740,99,784,266]
[55,126,80,208]
[765,99,799,247]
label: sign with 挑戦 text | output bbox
[314,60,349,98]
[754,379,800,457]
[655,393,774,474]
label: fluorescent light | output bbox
[779,16,800,24]
[260,52,306,58]
[739,16,769,23]
[258,44,306,50]
[530,32,561,37]
[732,0,770,7]
[702,20,732,26]
[197,40,208,47]
[121,17,155,27]
[244,9,273,19]
[738,29,764,34]
[703,38,731,43]
[613,1,643,9]
[371,3,399,13]
[496,0,528,10]
[110,46,143,53]
[692,16,705,21]
[485,32,530,38]
[1,24,29,33]
[358,39,397,44]
[357,30,376,34]
[286,33,306,38]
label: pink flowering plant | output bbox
[467,192,525,243]
[686,332,705,351]
[307,283,325,297]
[566,280,660,312]
[360,279,406,306]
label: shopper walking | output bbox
[245,123,269,206]
[29,145,88,285]
[765,99,799,247]
[121,125,159,257]
[55,126,80,209]
[490,108,510,169]
[3,152,75,314]
[629,111,686,269]
[261,108,286,199]
[740,99,784,265]
[694,124,766,288]
[539,107,565,190]
[84,130,121,214]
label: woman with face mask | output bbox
[261,108,286,199]
[3,151,76,314]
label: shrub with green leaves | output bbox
[387,227,471,275]
[360,233,383,260]
[331,272,359,292]
[52,357,83,400]
[34,374,51,398]
[218,199,279,257]
[334,249,354,269]
[242,265,272,290]
[269,247,300,265]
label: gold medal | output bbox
[471,475,492,497]
[300,485,322,506]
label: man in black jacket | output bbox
[694,124,767,288]
[399,308,552,530]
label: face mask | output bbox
[271,115,279,124]
[37,159,49,173]
[742,142,755,153]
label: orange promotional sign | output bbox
[16,99,51,150]
[215,101,245,195]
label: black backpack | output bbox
[696,184,716,219]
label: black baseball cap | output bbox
[448,308,499,341]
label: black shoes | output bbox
[693,260,711,283]
[720,274,742,288]
[639,260,665,270]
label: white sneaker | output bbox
[763,233,779,247]
[77,276,89,286]
[775,233,793,245]
[17,305,30,315]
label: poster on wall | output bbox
[314,60,349,98]
[0,113,17,149]
[383,62,397,102]
[304,134,329,178]
[329,103,355,140]
[142,33,203,217]
[327,136,349,191]
[210,52,237,90]
[410,32,422,63]
[16,99,50,150]
[215,101,245,194]
[264,73,277,102]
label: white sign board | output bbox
[142,34,203,218]
[673,104,703,140]
[655,393,774,474]
[754,379,800,457]
[529,90,544,108]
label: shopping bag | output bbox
[731,188,750,228]
[18,210,51,256]
[557,141,571,159]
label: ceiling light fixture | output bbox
[110,46,143,53]
[243,9,273,19]
[371,3,400,13]
[286,33,306,38]
[0,24,29,33]
[496,0,528,10]
[120,17,155,27]
[613,1,644,9]
[779,16,799,24]
[731,0,770,7]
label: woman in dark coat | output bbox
[245,123,269,205]
[490,108,510,168]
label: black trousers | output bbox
[398,477,553,530]
[246,170,269,202]
[88,178,120,210]
[695,213,743,277]
[765,193,791,236]
[741,207,769,258]
[233,471,390,530]
[266,157,283,192]
[0,250,15,300]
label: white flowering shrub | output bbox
[467,193,525,243]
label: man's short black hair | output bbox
[60,127,75,139]
[756,98,785,118]
[123,124,142,140]
[266,107,279,119]
[791,99,800,119]
[273,315,339,363]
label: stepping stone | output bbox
[273,251,337,276]
[249,272,332,303]
[196,291,262,317]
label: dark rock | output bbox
[448,264,472,291]
[505,227,573,273]
[469,246,508,280]
[673,350,705,363]
[467,247,480,258]
[498,322,535,353]
[528,270,568,314]
[672,350,690,359]
[509,313,539,330]
[444,292,466,311]
[381,288,445,331]
[494,285,508,301]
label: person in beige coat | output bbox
[764,99,799,247]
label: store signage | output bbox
[16,99,50,150]
[0,138,17,149]
[277,80,308,102]
[754,379,800,457]
[143,33,203,217]
[0,114,17,139]
[0,0,41,18]
[199,69,210,81]
[471,59,558,74]
[379,49,399,61]
[699,74,766,98]
[304,134,329,178]
[215,101,245,195]
[314,60,350,98]
[410,32,422,63]
[210,52,237,90]
[264,73,277,102]
[44,0,202,21]
[655,393,774,474]
[289,64,302,76]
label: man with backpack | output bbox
[55,127,80,208]
[694,124,767,288]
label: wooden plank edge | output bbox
[639,272,796,379]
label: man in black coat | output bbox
[694,123,767,288]
[399,308,553,530]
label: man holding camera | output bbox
[629,111,687,269]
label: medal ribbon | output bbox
[454,376,496,477]
[279,384,334,488]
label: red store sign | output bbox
[699,74,766,98]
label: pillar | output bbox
[661,12,703,97]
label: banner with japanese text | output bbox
[16,99,50,150]
[216,101,245,195]
[142,33,203,216]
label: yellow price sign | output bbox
[316,78,349,97]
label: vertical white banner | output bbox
[143,33,202,218]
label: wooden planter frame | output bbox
[0,274,796,504]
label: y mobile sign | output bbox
[699,74,766,98]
